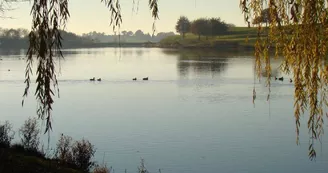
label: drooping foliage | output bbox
[22,0,159,134]
[240,0,328,160]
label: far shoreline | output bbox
[0,41,256,51]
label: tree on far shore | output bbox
[191,18,209,40]
[175,16,191,39]
[209,17,228,38]
[190,17,228,40]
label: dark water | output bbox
[0,48,327,173]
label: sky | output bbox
[1,0,247,35]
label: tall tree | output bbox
[209,17,228,37]
[134,29,144,37]
[17,28,29,38]
[121,30,127,36]
[127,31,134,36]
[191,18,210,40]
[175,16,191,38]
[4,29,20,38]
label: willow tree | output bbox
[22,0,159,133]
[240,0,328,160]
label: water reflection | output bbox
[135,49,144,56]
[121,49,133,56]
[0,48,106,57]
[177,54,228,78]
[161,49,230,78]
[0,49,26,56]
[62,49,106,57]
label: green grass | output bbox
[159,27,259,49]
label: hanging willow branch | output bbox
[22,0,159,134]
[22,0,69,133]
[101,0,159,33]
[149,0,159,35]
[101,0,123,31]
[240,0,328,160]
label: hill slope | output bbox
[159,27,260,50]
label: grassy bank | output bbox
[0,118,157,173]
[159,27,259,50]
[0,147,83,173]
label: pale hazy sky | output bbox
[1,0,247,35]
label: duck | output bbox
[142,77,148,80]
[90,77,95,81]
[290,78,292,83]
[133,78,137,81]
[97,78,101,81]
[275,76,283,81]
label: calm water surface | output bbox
[0,48,327,173]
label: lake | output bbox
[0,48,327,173]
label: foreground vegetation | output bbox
[0,147,83,173]
[160,27,259,50]
[0,118,152,173]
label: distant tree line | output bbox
[0,28,94,49]
[175,16,234,40]
[0,28,30,49]
[82,30,175,43]
[0,27,175,49]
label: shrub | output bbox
[0,121,15,148]
[72,138,96,172]
[11,143,45,158]
[55,134,73,163]
[138,158,149,173]
[93,165,112,173]
[11,143,25,152]
[19,117,40,150]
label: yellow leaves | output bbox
[309,143,317,161]
[252,88,256,104]
[241,0,328,160]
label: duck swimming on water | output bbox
[90,77,95,81]
[275,76,284,81]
